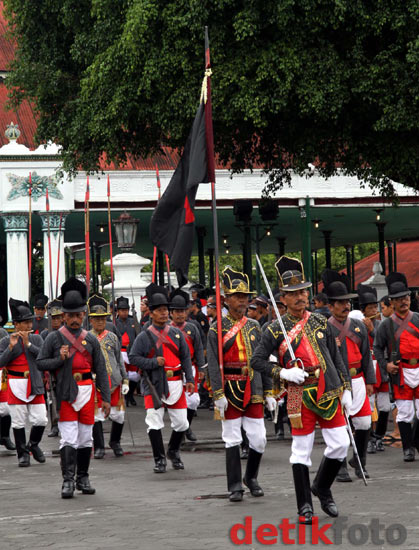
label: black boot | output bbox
[148,429,166,473]
[48,424,59,437]
[76,447,96,494]
[28,425,46,463]
[275,404,285,440]
[292,464,313,524]
[348,429,370,478]
[240,428,249,459]
[374,410,389,452]
[367,434,377,454]
[167,430,185,470]
[128,381,137,406]
[412,418,419,453]
[335,458,352,482]
[243,448,264,497]
[226,446,243,502]
[109,422,124,457]
[311,456,342,517]
[93,422,105,459]
[0,415,16,450]
[399,421,415,461]
[13,428,30,467]
[60,446,76,499]
[185,409,197,442]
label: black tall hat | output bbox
[47,299,63,317]
[88,294,109,316]
[357,283,378,306]
[385,272,410,299]
[169,288,189,310]
[322,269,357,300]
[33,294,48,309]
[9,298,33,322]
[275,256,312,292]
[116,296,130,310]
[146,283,169,310]
[255,295,269,308]
[222,266,255,295]
[61,277,87,313]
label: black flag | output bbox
[149,101,209,287]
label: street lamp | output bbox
[113,211,139,250]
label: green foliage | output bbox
[4,0,419,193]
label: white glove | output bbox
[279,366,309,385]
[121,383,129,395]
[214,396,228,418]
[265,396,277,412]
[340,389,352,413]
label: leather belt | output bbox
[401,358,419,366]
[73,372,93,382]
[7,369,29,379]
[224,366,250,376]
[165,371,182,380]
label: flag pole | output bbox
[107,174,116,323]
[28,172,32,301]
[85,176,90,295]
[155,164,172,290]
[46,189,54,300]
[204,27,224,387]
[55,212,63,297]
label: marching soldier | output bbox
[32,294,49,334]
[115,296,139,406]
[0,299,48,466]
[324,272,376,482]
[88,295,129,458]
[37,278,111,498]
[169,288,205,441]
[0,325,15,451]
[207,267,274,503]
[374,272,419,462]
[251,258,351,524]
[128,284,194,473]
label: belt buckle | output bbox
[166,370,174,378]
[410,359,418,366]
[241,366,249,376]
[73,372,82,382]
[349,367,357,377]
[24,370,29,379]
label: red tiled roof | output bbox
[0,5,15,71]
[0,83,38,149]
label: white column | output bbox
[104,253,151,306]
[2,214,29,308]
[40,213,67,300]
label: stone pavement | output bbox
[1,403,419,550]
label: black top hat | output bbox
[116,296,130,310]
[275,256,312,292]
[169,289,189,310]
[47,298,63,317]
[9,298,33,322]
[146,283,169,310]
[386,272,410,299]
[88,294,109,316]
[357,283,378,306]
[255,295,269,308]
[61,277,87,313]
[322,269,357,300]
[33,294,48,309]
[222,267,255,295]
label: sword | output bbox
[255,254,304,371]
[344,410,368,486]
[124,403,136,448]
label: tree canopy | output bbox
[4,0,419,194]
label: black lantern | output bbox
[113,211,139,250]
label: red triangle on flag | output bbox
[184,196,195,224]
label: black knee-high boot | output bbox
[374,410,389,451]
[185,409,197,441]
[28,425,46,463]
[76,447,96,494]
[292,464,313,524]
[93,422,105,459]
[13,428,30,467]
[148,429,166,473]
[0,415,16,450]
[398,421,415,461]
[349,429,370,478]
[167,430,186,470]
[60,446,76,498]
[311,456,342,517]
[226,446,243,502]
[109,421,124,457]
[243,449,264,497]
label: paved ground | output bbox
[1,403,419,550]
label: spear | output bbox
[155,164,172,290]
[107,174,116,322]
[28,172,32,301]
[55,212,63,298]
[85,176,90,295]
[46,188,54,299]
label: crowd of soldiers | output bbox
[0,258,418,523]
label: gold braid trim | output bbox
[213,388,225,401]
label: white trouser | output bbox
[221,417,267,454]
[9,404,48,429]
[95,406,125,424]
[145,407,189,433]
[352,415,372,430]
[59,421,93,449]
[377,392,391,412]
[0,402,10,417]
[396,399,419,423]
[186,391,200,411]
[290,426,350,467]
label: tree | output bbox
[4,0,419,194]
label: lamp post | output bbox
[113,211,139,251]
